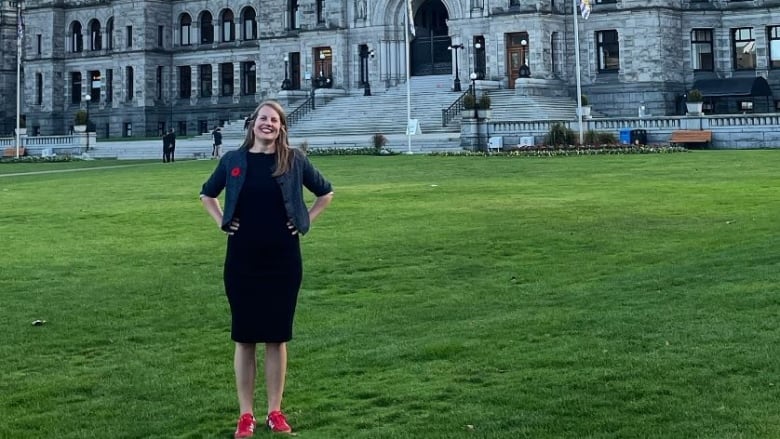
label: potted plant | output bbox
[477,93,492,119]
[74,109,88,132]
[579,94,591,118]
[686,89,703,115]
[462,92,477,118]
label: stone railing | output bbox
[479,114,780,149]
[0,133,92,155]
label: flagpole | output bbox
[573,0,584,145]
[404,2,412,154]
[15,0,23,158]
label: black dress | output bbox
[224,152,302,343]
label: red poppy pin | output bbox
[230,167,241,177]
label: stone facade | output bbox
[1,0,779,136]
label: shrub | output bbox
[580,94,589,106]
[597,131,617,145]
[584,130,618,145]
[463,93,477,110]
[478,93,491,110]
[74,110,88,125]
[371,133,388,154]
[687,89,703,102]
[544,122,576,146]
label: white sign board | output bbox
[406,119,421,136]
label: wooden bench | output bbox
[3,147,25,158]
[670,130,712,148]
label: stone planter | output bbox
[73,125,87,133]
[477,109,492,119]
[579,106,591,119]
[686,102,703,116]
[14,128,27,136]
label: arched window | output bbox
[71,21,83,53]
[221,9,235,42]
[241,7,257,40]
[180,13,192,46]
[106,17,114,50]
[89,19,102,51]
[200,12,214,44]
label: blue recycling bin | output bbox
[619,128,632,145]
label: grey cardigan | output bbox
[200,148,333,235]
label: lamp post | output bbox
[364,48,374,96]
[470,72,480,151]
[448,43,464,92]
[83,93,91,151]
[318,52,326,88]
[281,54,291,90]
[474,42,482,79]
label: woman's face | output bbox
[254,105,282,143]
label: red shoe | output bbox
[234,413,256,438]
[266,410,292,434]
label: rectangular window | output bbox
[106,69,113,103]
[158,25,164,48]
[597,30,620,72]
[691,29,713,71]
[124,122,132,137]
[200,65,212,97]
[89,70,101,103]
[738,100,753,112]
[769,26,780,69]
[126,26,133,48]
[35,73,43,105]
[71,72,82,104]
[220,63,234,96]
[178,121,187,136]
[241,61,256,95]
[317,0,325,24]
[595,0,616,3]
[179,66,192,98]
[36,34,42,55]
[199,119,208,134]
[732,27,755,70]
[126,66,134,101]
[157,66,164,100]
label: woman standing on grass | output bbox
[199,100,333,437]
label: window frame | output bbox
[769,26,780,69]
[691,28,714,71]
[596,30,620,72]
[732,27,756,70]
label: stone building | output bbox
[1,0,779,137]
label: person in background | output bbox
[168,128,176,162]
[199,100,334,438]
[212,127,223,159]
[162,130,171,163]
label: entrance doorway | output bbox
[410,0,451,76]
[506,32,529,89]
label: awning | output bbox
[692,76,772,98]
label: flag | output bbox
[17,11,24,39]
[579,0,591,19]
[407,0,416,37]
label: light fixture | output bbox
[520,39,527,46]
[475,42,482,50]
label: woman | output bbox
[200,100,334,437]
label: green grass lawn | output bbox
[1,151,778,438]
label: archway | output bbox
[410,0,451,76]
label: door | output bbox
[506,32,529,89]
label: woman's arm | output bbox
[308,192,334,223]
[200,196,224,229]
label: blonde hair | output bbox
[241,100,293,176]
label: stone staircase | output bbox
[485,89,582,121]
